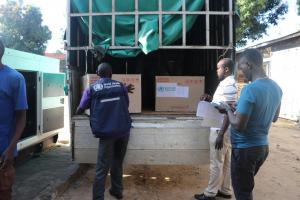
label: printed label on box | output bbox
[156,83,177,97]
[156,83,190,98]
[176,86,189,98]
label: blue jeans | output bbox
[231,145,269,200]
[93,135,129,200]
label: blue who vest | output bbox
[89,78,131,138]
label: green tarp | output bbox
[71,0,204,57]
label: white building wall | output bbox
[269,47,300,121]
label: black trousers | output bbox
[231,145,269,200]
[93,135,129,200]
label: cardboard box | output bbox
[81,74,142,113]
[112,74,142,113]
[155,76,205,112]
[81,74,99,92]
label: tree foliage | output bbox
[237,0,288,46]
[0,0,51,55]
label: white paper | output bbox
[156,82,177,97]
[176,86,189,98]
[196,101,224,128]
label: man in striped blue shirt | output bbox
[195,58,237,200]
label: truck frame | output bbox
[66,0,236,165]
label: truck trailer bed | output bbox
[73,114,210,165]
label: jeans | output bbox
[93,135,129,200]
[231,145,269,200]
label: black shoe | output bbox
[194,193,216,200]
[216,191,232,199]
[109,189,123,199]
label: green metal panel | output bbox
[2,48,60,73]
[43,73,65,97]
[41,72,66,133]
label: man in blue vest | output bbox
[218,49,282,200]
[77,62,132,200]
[0,39,28,200]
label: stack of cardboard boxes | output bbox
[82,74,205,113]
[82,74,142,113]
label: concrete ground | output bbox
[12,119,300,200]
[58,119,300,200]
[12,144,83,200]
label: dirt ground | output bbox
[58,120,300,200]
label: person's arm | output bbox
[1,110,26,169]
[226,109,250,132]
[217,99,252,132]
[76,107,85,115]
[217,85,253,133]
[76,88,91,115]
[215,114,230,150]
[215,80,238,149]
[273,103,281,122]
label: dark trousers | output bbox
[231,145,269,200]
[93,135,129,200]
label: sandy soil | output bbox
[58,120,300,200]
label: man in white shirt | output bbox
[195,58,237,200]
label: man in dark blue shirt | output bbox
[219,49,282,200]
[0,39,28,199]
[77,63,132,200]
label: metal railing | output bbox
[66,0,234,51]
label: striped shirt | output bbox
[211,75,237,131]
[212,75,237,104]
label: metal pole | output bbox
[135,0,139,47]
[182,0,186,46]
[205,0,210,46]
[89,0,93,47]
[231,0,237,78]
[85,49,88,74]
[86,0,93,75]
[66,0,71,66]
[159,0,162,46]
[229,0,233,47]
[69,10,231,17]
[66,0,74,155]
[112,0,116,46]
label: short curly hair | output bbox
[220,58,234,73]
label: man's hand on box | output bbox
[126,84,135,94]
[200,94,212,102]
